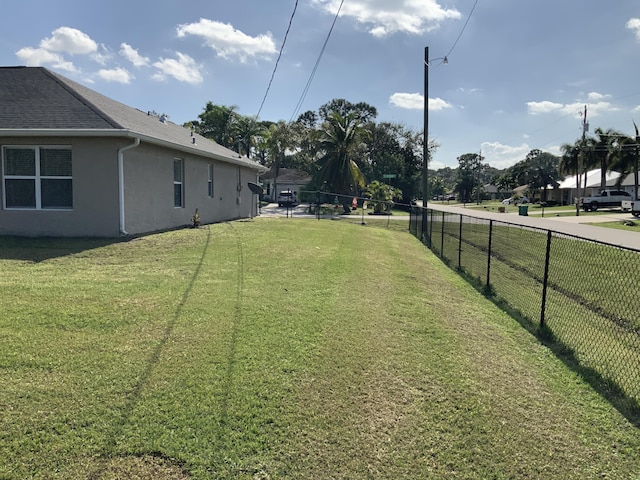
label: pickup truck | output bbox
[579,190,631,211]
[621,198,640,217]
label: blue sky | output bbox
[2,0,640,169]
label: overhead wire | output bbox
[256,0,300,119]
[289,0,345,122]
[445,0,480,59]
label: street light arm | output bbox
[424,56,448,67]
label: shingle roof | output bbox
[0,66,264,171]
[261,167,311,183]
[0,67,120,129]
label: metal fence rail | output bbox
[410,206,640,406]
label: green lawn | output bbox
[1,220,640,479]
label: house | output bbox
[0,66,266,237]
[556,169,624,205]
[260,167,311,202]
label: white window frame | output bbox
[2,145,73,210]
[173,158,184,208]
[208,163,214,198]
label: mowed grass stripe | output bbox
[0,220,639,479]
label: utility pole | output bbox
[576,105,588,216]
[422,46,429,239]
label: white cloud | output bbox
[120,43,150,67]
[480,141,531,169]
[15,47,78,72]
[39,27,98,55]
[627,18,640,41]
[176,18,277,62]
[526,100,564,115]
[311,0,461,36]
[527,92,618,118]
[152,52,203,84]
[16,47,64,66]
[389,92,452,111]
[90,45,112,66]
[97,67,134,84]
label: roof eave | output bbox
[0,128,266,172]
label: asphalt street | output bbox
[258,202,640,251]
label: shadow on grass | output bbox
[88,227,212,478]
[452,265,640,428]
[0,236,122,262]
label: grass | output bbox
[426,213,640,406]
[585,220,640,231]
[2,220,640,478]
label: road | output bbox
[426,203,640,251]
[256,202,640,251]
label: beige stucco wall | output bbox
[0,136,261,237]
[122,142,259,235]
[0,136,121,237]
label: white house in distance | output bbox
[260,167,311,202]
[0,66,266,237]
[556,169,628,205]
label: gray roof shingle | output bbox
[0,66,264,171]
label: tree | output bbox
[593,128,625,189]
[263,121,294,199]
[493,172,518,197]
[188,102,239,149]
[232,115,263,158]
[364,180,402,213]
[455,153,484,203]
[363,122,422,202]
[313,111,367,212]
[524,150,561,202]
[609,126,639,199]
[319,99,378,124]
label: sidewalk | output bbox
[426,203,640,251]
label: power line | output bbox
[289,0,345,122]
[445,0,480,59]
[256,0,300,119]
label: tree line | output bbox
[184,98,435,212]
[432,125,640,203]
[184,99,640,207]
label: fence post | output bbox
[540,230,552,328]
[458,214,463,269]
[441,211,445,255]
[428,209,434,248]
[485,220,493,294]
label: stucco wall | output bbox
[0,136,121,237]
[123,143,259,235]
[0,136,261,237]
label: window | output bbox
[3,146,72,210]
[173,158,183,207]
[208,164,214,197]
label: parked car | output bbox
[502,196,529,205]
[277,189,297,207]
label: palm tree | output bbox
[593,128,625,189]
[610,128,639,199]
[314,112,367,212]
[263,121,293,200]
[232,115,263,158]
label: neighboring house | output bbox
[261,168,311,202]
[0,66,265,237]
[556,169,624,205]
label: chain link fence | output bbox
[410,206,640,408]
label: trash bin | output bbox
[518,205,528,216]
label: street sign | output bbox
[382,174,397,179]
